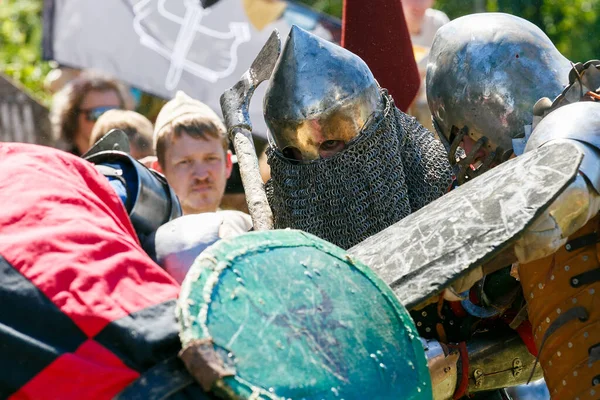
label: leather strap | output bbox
[570,267,600,288]
[451,342,469,400]
[565,232,598,252]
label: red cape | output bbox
[341,0,421,112]
[0,143,181,399]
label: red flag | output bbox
[341,0,420,112]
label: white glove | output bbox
[156,211,253,283]
[218,210,253,238]
[513,209,567,264]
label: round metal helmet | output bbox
[263,25,382,161]
[525,101,600,193]
[427,13,571,182]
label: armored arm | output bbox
[151,211,252,283]
[85,150,182,242]
[424,332,543,399]
[514,102,600,264]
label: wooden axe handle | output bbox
[231,126,273,231]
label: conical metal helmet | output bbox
[426,13,571,182]
[263,25,382,161]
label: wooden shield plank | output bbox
[0,73,53,146]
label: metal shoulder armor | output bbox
[525,101,600,193]
[85,149,182,238]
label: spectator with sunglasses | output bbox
[50,71,133,156]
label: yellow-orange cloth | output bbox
[520,217,600,399]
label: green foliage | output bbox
[540,0,600,63]
[0,0,52,106]
[435,0,600,62]
[297,0,343,18]
[433,0,476,20]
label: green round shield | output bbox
[177,230,431,399]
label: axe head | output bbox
[248,29,282,85]
[220,30,281,131]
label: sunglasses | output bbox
[79,106,120,122]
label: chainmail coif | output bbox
[266,93,453,249]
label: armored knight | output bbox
[0,128,270,398]
[426,13,572,185]
[424,13,600,400]
[240,22,496,400]
[263,25,453,250]
[260,22,548,399]
[516,103,600,400]
[415,13,572,398]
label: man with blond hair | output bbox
[153,91,245,219]
[89,109,154,160]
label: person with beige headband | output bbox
[149,91,252,284]
[153,91,234,215]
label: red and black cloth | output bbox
[0,143,205,399]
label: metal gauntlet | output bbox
[423,332,541,399]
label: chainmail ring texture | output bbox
[266,94,453,249]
